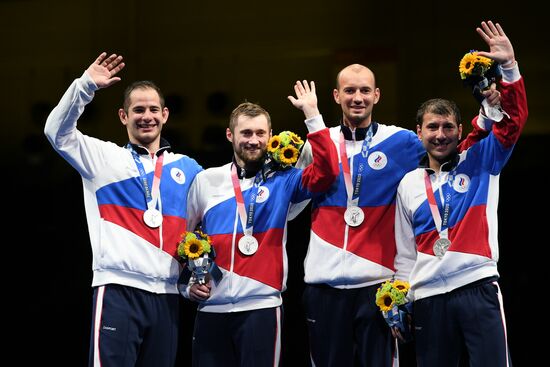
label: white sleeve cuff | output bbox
[304,114,326,133]
[499,62,520,83]
[82,70,100,92]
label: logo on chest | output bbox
[171,167,186,184]
[452,174,470,193]
[255,186,270,203]
[367,151,388,170]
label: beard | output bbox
[235,145,267,168]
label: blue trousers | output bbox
[413,278,511,366]
[191,307,282,367]
[88,284,180,367]
[303,284,396,366]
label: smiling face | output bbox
[227,114,271,168]
[118,86,168,153]
[415,98,463,171]
[333,64,380,129]
[417,113,462,171]
[226,102,272,170]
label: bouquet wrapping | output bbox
[177,230,222,286]
[459,50,507,121]
[266,130,304,168]
[375,279,413,343]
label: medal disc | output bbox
[433,238,451,258]
[143,208,163,228]
[344,206,365,227]
[238,235,258,255]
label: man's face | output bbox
[333,68,380,128]
[227,114,271,167]
[119,88,168,151]
[417,113,462,166]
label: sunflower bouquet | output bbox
[375,279,413,342]
[267,130,304,168]
[177,230,222,285]
[458,50,501,104]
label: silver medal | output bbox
[344,206,364,227]
[143,208,163,228]
[238,235,259,255]
[433,238,451,258]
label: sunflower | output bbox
[267,130,304,168]
[459,52,478,79]
[475,55,493,68]
[375,279,410,312]
[393,279,410,293]
[279,145,299,165]
[183,238,204,259]
[376,289,395,312]
[459,51,493,80]
[177,230,213,260]
[267,136,282,153]
[289,132,304,148]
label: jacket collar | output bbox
[418,151,460,172]
[340,122,378,141]
[128,137,171,156]
[232,156,265,179]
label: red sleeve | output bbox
[492,77,528,148]
[300,128,339,193]
[457,76,528,152]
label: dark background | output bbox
[4,0,547,365]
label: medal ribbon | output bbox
[128,145,164,212]
[339,126,373,206]
[230,164,262,237]
[423,170,452,238]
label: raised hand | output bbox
[476,21,515,67]
[287,80,320,120]
[86,52,125,89]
